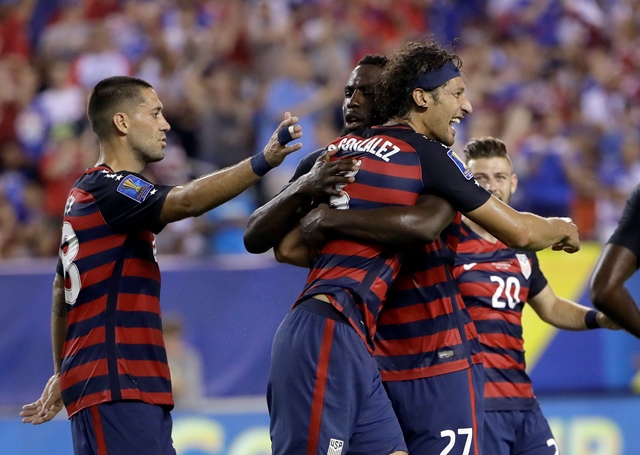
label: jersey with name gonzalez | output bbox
[56,164,174,417]
[297,124,491,354]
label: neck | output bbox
[96,142,145,174]
[462,215,498,243]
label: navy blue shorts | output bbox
[484,406,558,455]
[384,363,485,455]
[70,401,176,455]
[268,299,407,455]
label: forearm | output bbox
[51,276,67,375]
[274,226,313,268]
[317,195,455,245]
[244,181,310,254]
[536,297,595,331]
[161,159,258,223]
[592,286,640,337]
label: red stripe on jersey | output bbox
[457,237,505,254]
[375,328,461,355]
[122,258,160,279]
[480,333,524,351]
[115,327,165,346]
[458,281,494,299]
[66,210,109,232]
[120,390,173,405]
[308,265,366,283]
[359,154,422,179]
[381,358,471,381]
[485,381,534,399]
[75,235,124,261]
[66,390,112,417]
[468,306,521,325]
[117,293,161,313]
[117,359,171,378]
[345,182,420,206]
[90,405,108,455]
[377,299,454,325]
[320,240,379,257]
[61,359,109,389]
[77,262,115,289]
[464,321,479,341]
[68,295,108,324]
[392,264,448,291]
[483,352,525,370]
[63,326,105,355]
[308,319,335,455]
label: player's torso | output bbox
[453,223,538,409]
[300,126,427,351]
[374,215,484,381]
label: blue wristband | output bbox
[250,152,273,177]
[585,309,600,329]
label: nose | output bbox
[347,90,363,108]
[162,117,171,131]
[461,96,472,115]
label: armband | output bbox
[584,309,600,329]
[250,152,273,177]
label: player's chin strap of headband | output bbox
[410,60,461,92]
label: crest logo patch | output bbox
[447,150,474,180]
[516,253,532,279]
[327,439,344,455]
[117,175,154,203]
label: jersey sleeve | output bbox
[415,140,491,213]
[527,252,548,299]
[90,171,173,234]
[608,185,640,265]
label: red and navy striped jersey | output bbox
[374,213,486,381]
[296,125,491,353]
[452,222,548,411]
[55,164,174,417]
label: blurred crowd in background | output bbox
[0,0,639,259]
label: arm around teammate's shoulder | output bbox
[464,195,580,252]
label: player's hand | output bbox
[299,203,332,250]
[262,112,303,167]
[20,374,64,425]
[550,217,580,253]
[295,147,359,199]
[597,312,622,330]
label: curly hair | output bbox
[377,39,462,122]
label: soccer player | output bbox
[20,75,303,455]
[590,183,640,338]
[258,41,579,454]
[453,136,619,455]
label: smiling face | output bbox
[342,64,384,131]
[467,156,518,205]
[125,87,171,164]
[418,76,472,146]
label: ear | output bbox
[412,88,430,109]
[510,173,518,195]
[113,112,129,135]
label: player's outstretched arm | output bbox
[244,148,359,254]
[464,195,580,253]
[159,113,303,224]
[21,275,66,424]
[528,284,620,331]
[590,243,640,337]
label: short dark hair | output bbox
[463,136,512,166]
[87,76,153,138]
[357,54,388,68]
[377,39,462,122]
